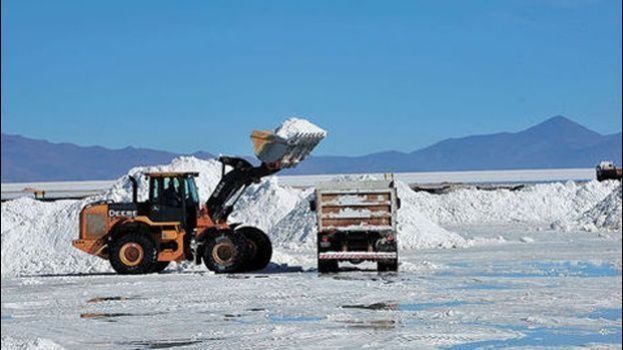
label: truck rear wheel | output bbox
[377,259,398,272]
[318,260,338,273]
[237,227,272,272]
[203,230,248,273]
[109,233,157,275]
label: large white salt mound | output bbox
[102,156,223,203]
[271,179,466,250]
[270,190,317,248]
[395,181,467,249]
[229,176,305,232]
[1,197,110,276]
[275,117,327,139]
[565,185,622,233]
[408,180,619,227]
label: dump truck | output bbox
[73,119,325,274]
[596,161,623,182]
[311,175,400,272]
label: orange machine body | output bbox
[73,202,227,263]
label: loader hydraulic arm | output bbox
[206,156,280,223]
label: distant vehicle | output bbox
[311,176,400,273]
[595,161,622,182]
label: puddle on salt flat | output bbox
[1,313,12,321]
[80,311,164,322]
[120,337,224,349]
[222,313,253,324]
[87,296,141,303]
[587,308,622,321]
[225,274,270,280]
[268,314,323,323]
[455,282,513,290]
[336,319,398,329]
[398,300,471,312]
[329,273,405,284]
[341,302,398,311]
[80,312,134,321]
[449,325,622,349]
[247,307,266,312]
[438,261,620,279]
[341,300,475,312]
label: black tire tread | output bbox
[318,260,338,273]
[237,227,273,272]
[109,232,157,275]
[377,259,398,272]
[203,230,249,273]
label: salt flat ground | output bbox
[2,227,621,349]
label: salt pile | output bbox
[102,156,223,202]
[407,180,619,227]
[275,117,327,139]
[394,181,467,249]
[1,197,109,276]
[228,177,304,232]
[558,184,622,233]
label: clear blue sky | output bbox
[2,0,621,156]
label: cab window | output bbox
[185,177,200,204]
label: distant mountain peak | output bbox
[535,115,577,127]
[522,115,601,138]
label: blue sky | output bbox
[1,0,621,156]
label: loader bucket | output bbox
[251,128,325,168]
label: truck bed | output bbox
[314,179,400,272]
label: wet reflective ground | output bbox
[2,229,621,349]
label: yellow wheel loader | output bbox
[73,121,325,274]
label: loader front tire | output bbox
[237,227,272,272]
[151,261,170,273]
[203,230,248,274]
[109,233,157,275]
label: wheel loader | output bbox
[72,121,325,274]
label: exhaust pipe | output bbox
[129,176,138,203]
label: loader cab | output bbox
[146,172,200,230]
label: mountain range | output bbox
[2,116,621,182]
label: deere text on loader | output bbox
[72,121,325,274]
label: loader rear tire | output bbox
[109,233,157,275]
[203,230,249,274]
[237,227,272,272]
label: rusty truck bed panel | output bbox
[315,180,398,233]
